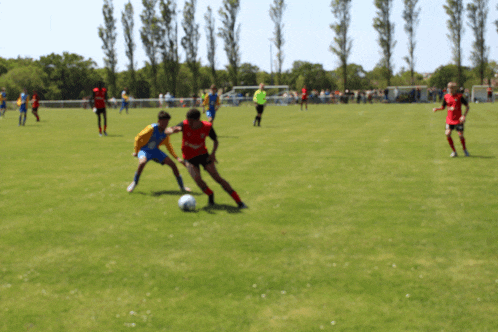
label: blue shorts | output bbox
[138,149,168,164]
[19,105,27,113]
[0,102,5,109]
[206,110,216,119]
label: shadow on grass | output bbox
[201,204,242,214]
[150,190,202,196]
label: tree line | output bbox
[101,0,498,96]
[0,0,496,101]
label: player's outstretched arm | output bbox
[164,126,182,135]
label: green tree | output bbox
[0,66,47,100]
[402,0,420,85]
[158,0,180,97]
[39,52,101,100]
[98,0,118,97]
[121,1,137,96]
[330,0,352,91]
[204,7,218,86]
[238,63,259,86]
[467,0,489,85]
[429,64,467,89]
[140,0,161,97]
[289,61,336,91]
[334,63,370,91]
[373,0,396,86]
[269,0,286,84]
[181,0,201,96]
[204,6,217,85]
[218,0,241,87]
[444,0,465,87]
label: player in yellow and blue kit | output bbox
[127,110,191,193]
[119,88,129,114]
[0,87,6,117]
[18,88,28,126]
[202,84,220,123]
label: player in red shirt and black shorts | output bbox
[165,108,247,209]
[91,81,109,136]
[31,90,40,122]
[300,85,308,111]
[433,82,470,157]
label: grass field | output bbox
[1,102,498,331]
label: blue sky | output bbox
[1,0,497,74]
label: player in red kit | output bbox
[31,90,40,122]
[91,81,109,136]
[165,108,247,209]
[300,85,308,111]
[433,82,470,157]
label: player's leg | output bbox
[186,161,215,205]
[205,162,246,208]
[97,111,103,135]
[103,109,107,135]
[162,156,190,192]
[457,127,469,156]
[128,154,148,192]
[445,126,457,157]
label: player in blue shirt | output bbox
[18,88,28,126]
[119,88,129,114]
[0,87,6,117]
[202,84,220,123]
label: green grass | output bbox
[1,102,498,331]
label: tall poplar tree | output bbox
[159,0,180,97]
[181,0,201,95]
[373,0,396,86]
[204,6,217,85]
[98,0,118,96]
[467,0,489,85]
[330,0,352,91]
[269,0,286,84]
[444,0,465,87]
[402,0,420,85]
[140,0,160,96]
[218,0,241,87]
[121,1,136,95]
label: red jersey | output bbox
[93,87,107,109]
[32,93,39,108]
[442,93,468,125]
[301,88,308,100]
[181,120,212,160]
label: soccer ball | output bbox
[178,194,196,211]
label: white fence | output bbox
[4,92,437,110]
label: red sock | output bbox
[230,191,241,203]
[460,137,466,150]
[99,127,102,134]
[447,137,456,151]
[104,125,107,132]
[203,187,214,196]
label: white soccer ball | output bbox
[178,194,196,211]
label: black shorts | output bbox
[186,153,213,169]
[96,108,106,115]
[446,123,464,132]
[256,104,264,114]
[32,107,38,112]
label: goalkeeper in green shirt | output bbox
[252,83,267,126]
